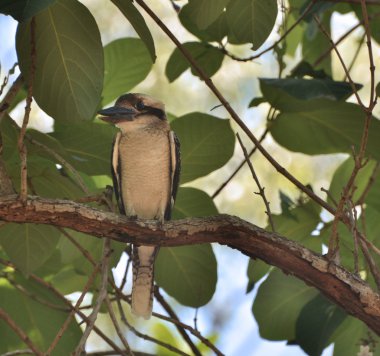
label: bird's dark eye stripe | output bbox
[135,101,145,110]
[141,106,166,120]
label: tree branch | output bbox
[0,195,380,335]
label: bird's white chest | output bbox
[118,130,171,220]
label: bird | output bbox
[98,93,180,319]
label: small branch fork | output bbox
[236,133,275,231]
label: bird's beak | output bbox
[97,106,137,123]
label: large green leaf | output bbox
[165,42,224,82]
[269,99,380,159]
[102,38,153,106]
[0,273,81,355]
[253,269,318,340]
[246,259,270,293]
[155,244,217,307]
[51,121,116,175]
[0,0,57,21]
[16,0,104,121]
[269,201,322,252]
[179,5,228,43]
[260,78,361,102]
[111,0,156,62]
[0,224,60,275]
[225,0,278,49]
[186,0,230,29]
[171,113,235,183]
[172,187,218,219]
[295,293,347,356]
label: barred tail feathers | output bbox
[131,245,158,319]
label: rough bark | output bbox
[0,195,380,335]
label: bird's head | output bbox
[98,93,167,132]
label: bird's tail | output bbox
[131,245,158,319]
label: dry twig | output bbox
[236,133,275,231]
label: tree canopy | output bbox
[1,0,380,355]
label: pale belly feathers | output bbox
[118,131,171,221]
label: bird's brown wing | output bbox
[165,131,181,220]
[111,132,125,214]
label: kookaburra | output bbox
[98,93,180,319]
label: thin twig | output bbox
[358,232,380,290]
[104,296,133,356]
[154,288,202,356]
[313,21,362,67]
[360,0,377,110]
[74,238,112,356]
[0,273,69,312]
[0,258,125,354]
[356,162,380,205]
[135,0,336,217]
[212,129,269,199]
[0,74,23,123]
[236,133,275,231]
[154,288,224,356]
[0,63,18,97]
[59,228,97,266]
[0,308,43,356]
[118,312,190,356]
[348,201,360,274]
[119,249,132,291]
[18,17,36,202]
[314,15,364,108]
[46,260,103,355]
[344,33,366,81]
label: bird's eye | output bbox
[135,101,145,110]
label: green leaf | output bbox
[0,224,60,275]
[152,323,182,356]
[51,121,116,175]
[102,38,153,106]
[225,0,278,49]
[0,0,57,21]
[295,293,347,356]
[260,77,361,102]
[49,266,89,295]
[8,156,85,199]
[269,99,380,159]
[111,0,156,62]
[186,0,230,29]
[179,5,228,42]
[155,244,217,307]
[173,187,218,220]
[269,201,322,252]
[58,230,124,276]
[16,0,104,121]
[165,42,224,82]
[246,259,270,293]
[171,113,235,183]
[253,269,318,340]
[0,273,81,355]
